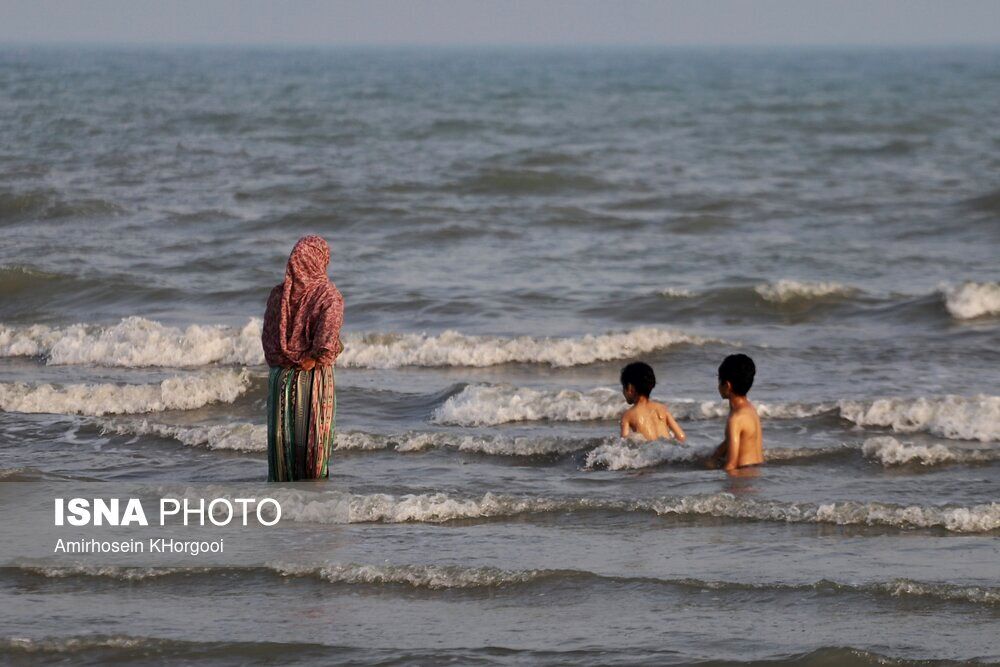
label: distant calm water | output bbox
[0,46,998,666]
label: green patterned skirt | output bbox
[266,365,336,481]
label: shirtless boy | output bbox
[619,362,686,442]
[708,354,764,471]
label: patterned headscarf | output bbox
[262,235,344,367]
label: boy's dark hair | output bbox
[620,362,656,397]
[718,354,755,395]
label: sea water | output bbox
[0,46,998,665]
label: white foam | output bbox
[754,279,856,303]
[391,432,597,456]
[18,561,544,589]
[433,385,834,426]
[659,287,694,298]
[873,579,1000,605]
[585,440,714,470]
[839,395,1000,442]
[276,562,546,589]
[860,436,999,466]
[0,317,263,367]
[18,563,999,603]
[0,318,723,368]
[98,418,267,452]
[265,490,1000,533]
[584,442,866,470]
[0,370,249,416]
[432,385,626,425]
[19,565,196,581]
[435,385,1000,441]
[941,281,1000,319]
[338,326,720,368]
[0,636,152,653]
[643,494,1000,533]
[97,419,595,457]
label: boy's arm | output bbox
[620,413,632,438]
[723,416,742,472]
[662,408,686,443]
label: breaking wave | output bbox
[339,327,720,368]
[0,318,721,368]
[13,563,998,604]
[0,317,263,367]
[754,279,858,303]
[940,281,1000,320]
[585,438,999,470]
[264,490,1000,533]
[98,418,267,452]
[98,419,602,457]
[0,370,249,416]
[90,419,1000,468]
[838,395,999,443]
[860,436,1000,466]
[585,441,714,469]
[434,385,1000,441]
[432,385,626,425]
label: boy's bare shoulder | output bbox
[620,405,638,421]
[729,403,760,426]
[648,400,671,414]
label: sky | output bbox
[2,0,999,47]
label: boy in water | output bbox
[619,362,687,442]
[708,354,764,471]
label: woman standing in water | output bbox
[261,235,344,481]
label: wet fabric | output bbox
[266,365,336,481]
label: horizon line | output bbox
[3,40,1000,50]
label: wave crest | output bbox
[839,395,999,443]
[0,370,249,416]
[754,279,856,303]
[263,490,1000,532]
[941,281,1000,319]
[585,441,713,470]
[16,563,997,604]
[339,327,719,368]
[434,385,999,442]
[861,436,1000,465]
[0,319,721,369]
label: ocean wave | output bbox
[0,635,331,660]
[452,167,610,195]
[940,281,1000,319]
[0,189,123,223]
[0,370,249,416]
[584,442,861,470]
[839,395,999,443]
[658,287,695,298]
[0,636,156,654]
[276,562,546,589]
[266,490,1000,532]
[98,418,267,452]
[585,441,714,470]
[432,385,831,427]
[432,385,625,425]
[338,327,720,369]
[0,265,66,294]
[434,385,1000,441]
[98,419,601,457]
[754,279,857,303]
[93,418,1000,468]
[861,436,1000,466]
[0,318,720,368]
[0,317,262,366]
[14,563,998,605]
[14,562,548,589]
